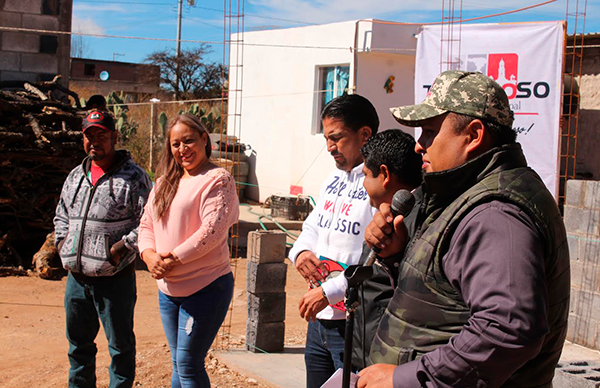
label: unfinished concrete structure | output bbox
[566,179,600,350]
[569,33,600,181]
[0,0,72,86]
[563,34,600,353]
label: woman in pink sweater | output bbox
[138,114,239,387]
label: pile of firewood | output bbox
[0,78,86,273]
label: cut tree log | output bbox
[32,232,63,280]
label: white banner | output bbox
[415,22,564,198]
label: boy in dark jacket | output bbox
[353,129,422,370]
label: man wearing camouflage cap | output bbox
[357,70,569,388]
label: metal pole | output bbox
[175,0,183,98]
[149,101,155,171]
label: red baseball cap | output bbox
[82,110,116,133]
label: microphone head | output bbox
[391,189,415,217]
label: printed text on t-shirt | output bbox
[325,176,368,200]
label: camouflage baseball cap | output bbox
[390,70,514,128]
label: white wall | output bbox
[229,20,420,202]
[356,52,417,135]
[356,21,421,136]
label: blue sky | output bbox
[72,0,599,65]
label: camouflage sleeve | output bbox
[122,169,153,252]
[397,201,547,388]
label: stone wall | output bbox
[0,0,72,86]
[565,179,600,349]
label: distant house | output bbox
[70,58,160,97]
[0,0,73,86]
[228,19,421,202]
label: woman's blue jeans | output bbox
[158,272,234,388]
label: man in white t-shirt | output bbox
[288,94,379,388]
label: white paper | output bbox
[320,368,359,388]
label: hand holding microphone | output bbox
[364,189,415,265]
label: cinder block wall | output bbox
[565,179,600,349]
[0,0,72,86]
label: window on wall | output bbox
[84,64,96,77]
[42,0,61,15]
[40,35,58,54]
[315,65,350,133]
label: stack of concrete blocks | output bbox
[564,179,600,350]
[1,0,72,85]
[246,230,287,353]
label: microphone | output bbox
[365,189,415,266]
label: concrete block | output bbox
[2,32,39,53]
[248,230,286,263]
[570,289,600,326]
[0,52,20,71]
[567,312,578,343]
[570,260,584,289]
[554,360,600,387]
[566,312,599,349]
[247,292,286,323]
[564,207,600,237]
[21,13,58,30]
[3,0,42,14]
[584,180,600,210]
[0,11,22,27]
[566,179,585,207]
[570,260,600,292]
[20,53,57,73]
[246,320,284,353]
[568,235,580,262]
[581,240,600,267]
[246,261,287,294]
[0,70,37,82]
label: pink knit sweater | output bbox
[138,166,239,297]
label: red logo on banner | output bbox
[488,53,518,83]
[488,53,519,99]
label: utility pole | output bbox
[149,98,160,171]
[175,0,183,99]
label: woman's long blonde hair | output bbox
[153,114,212,219]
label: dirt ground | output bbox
[0,258,309,388]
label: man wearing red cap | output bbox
[54,110,152,388]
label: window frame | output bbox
[312,64,350,134]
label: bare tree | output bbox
[144,45,225,99]
[71,35,91,58]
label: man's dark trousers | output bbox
[64,266,136,388]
